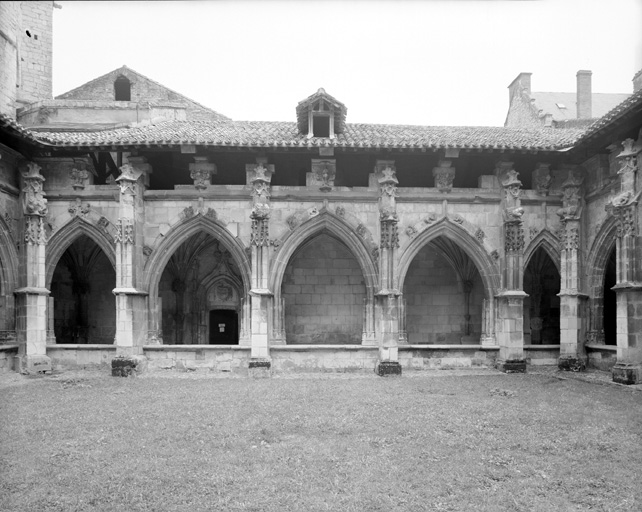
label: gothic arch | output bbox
[586,216,618,297]
[269,211,378,294]
[0,214,18,295]
[398,217,500,299]
[524,230,561,273]
[144,215,251,299]
[46,217,116,289]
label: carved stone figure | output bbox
[557,170,584,221]
[69,167,89,191]
[532,163,552,196]
[432,160,455,193]
[21,162,48,216]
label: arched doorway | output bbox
[50,235,116,344]
[603,246,617,345]
[282,233,366,344]
[158,233,243,345]
[523,247,560,345]
[402,237,485,344]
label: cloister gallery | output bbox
[1,3,642,382]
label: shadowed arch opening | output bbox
[398,219,499,299]
[402,235,486,344]
[586,218,618,344]
[603,246,617,345]
[51,235,116,344]
[524,230,560,273]
[146,217,250,345]
[523,247,560,344]
[0,217,18,334]
[46,219,116,289]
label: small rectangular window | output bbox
[313,116,330,137]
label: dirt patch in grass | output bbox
[1,370,641,511]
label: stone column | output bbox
[606,137,642,384]
[374,161,402,375]
[557,169,588,371]
[111,160,149,376]
[495,164,527,372]
[246,159,274,372]
[15,162,51,374]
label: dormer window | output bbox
[296,88,347,139]
[114,75,131,101]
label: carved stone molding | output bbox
[380,220,399,249]
[24,216,47,246]
[432,159,455,193]
[311,159,336,192]
[532,163,552,196]
[190,157,217,190]
[251,217,270,247]
[68,198,90,217]
[557,169,584,221]
[504,222,524,253]
[114,218,134,246]
[115,164,143,195]
[69,167,89,191]
[21,162,48,217]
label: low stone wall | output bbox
[47,344,116,370]
[400,345,498,370]
[144,345,251,373]
[524,345,560,366]
[586,344,617,371]
[0,345,18,373]
[270,345,379,372]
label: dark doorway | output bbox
[603,247,617,346]
[209,309,239,345]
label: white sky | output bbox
[52,0,642,127]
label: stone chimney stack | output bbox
[576,70,592,119]
[633,69,642,93]
[508,72,532,103]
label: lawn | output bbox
[1,370,641,512]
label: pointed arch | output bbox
[0,214,18,295]
[144,215,251,299]
[46,217,116,289]
[398,217,500,299]
[269,210,378,294]
[586,216,618,298]
[524,229,561,273]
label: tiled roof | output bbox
[31,120,585,151]
[0,112,47,146]
[531,92,630,121]
[576,87,642,143]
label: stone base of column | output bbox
[15,354,52,375]
[375,360,402,377]
[248,357,272,378]
[495,359,526,373]
[558,356,586,372]
[111,355,148,377]
[612,363,642,385]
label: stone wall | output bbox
[404,243,484,344]
[0,2,20,117]
[283,234,365,344]
[15,1,53,108]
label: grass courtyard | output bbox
[1,370,641,512]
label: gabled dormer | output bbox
[296,88,347,139]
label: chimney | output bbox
[576,70,592,119]
[508,72,532,103]
[633,69,642,93]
